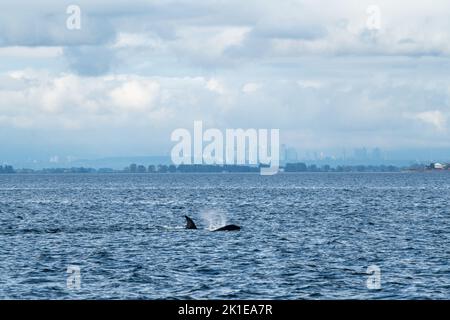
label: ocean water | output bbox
[0,172,449,299]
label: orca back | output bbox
[213,224,241,231]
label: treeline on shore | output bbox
[1,164,261,174]
[284,163,400,172]
[0,162,430,174]
[0,165,15,174]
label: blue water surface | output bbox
[0,173,449,299]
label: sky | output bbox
[1,0,450,165]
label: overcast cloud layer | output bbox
[1,0,450,163]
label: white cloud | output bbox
[242,82,260,93]
[205,78,226,95]
[408,111,447,132]
[169,26,251,66]
[297,80,322,89]
[110,80,160,111]
[112,32,163,50]
[0,71,231,132]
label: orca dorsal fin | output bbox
[185,215,197,229]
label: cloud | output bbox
[170,26,251,67]
[2,66,450,150]
[408,111,447,132]
[0,71,230,131]
[0,3,116,47]
[205,78,226,95]
[0,46,63,58]
[1,0,450,78]
[64,46,117,75]
[297,80,322,89]
[110,79,160,111]
[242,82,260,93]
[2,1,450,68]
[112,32,162,49]
[2,1,450,159]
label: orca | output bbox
[184,216,240,231]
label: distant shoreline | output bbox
[1,162,449,174]
[2,171,449,175]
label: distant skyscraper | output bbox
[372,147,382,161]
[280,144,298,162]
[280,144,287,162]
[286,147,298,162]
[354,147,368,160]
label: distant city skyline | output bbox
[4,145,450,170]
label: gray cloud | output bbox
[64,46,117,75]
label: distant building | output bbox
[280,144,287,162]
[354,147,368,161]
[434,163,444,170]
[426,162,448,170]
[280,145,298,163]
[286,147,298,162]
[372,147,383,161]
